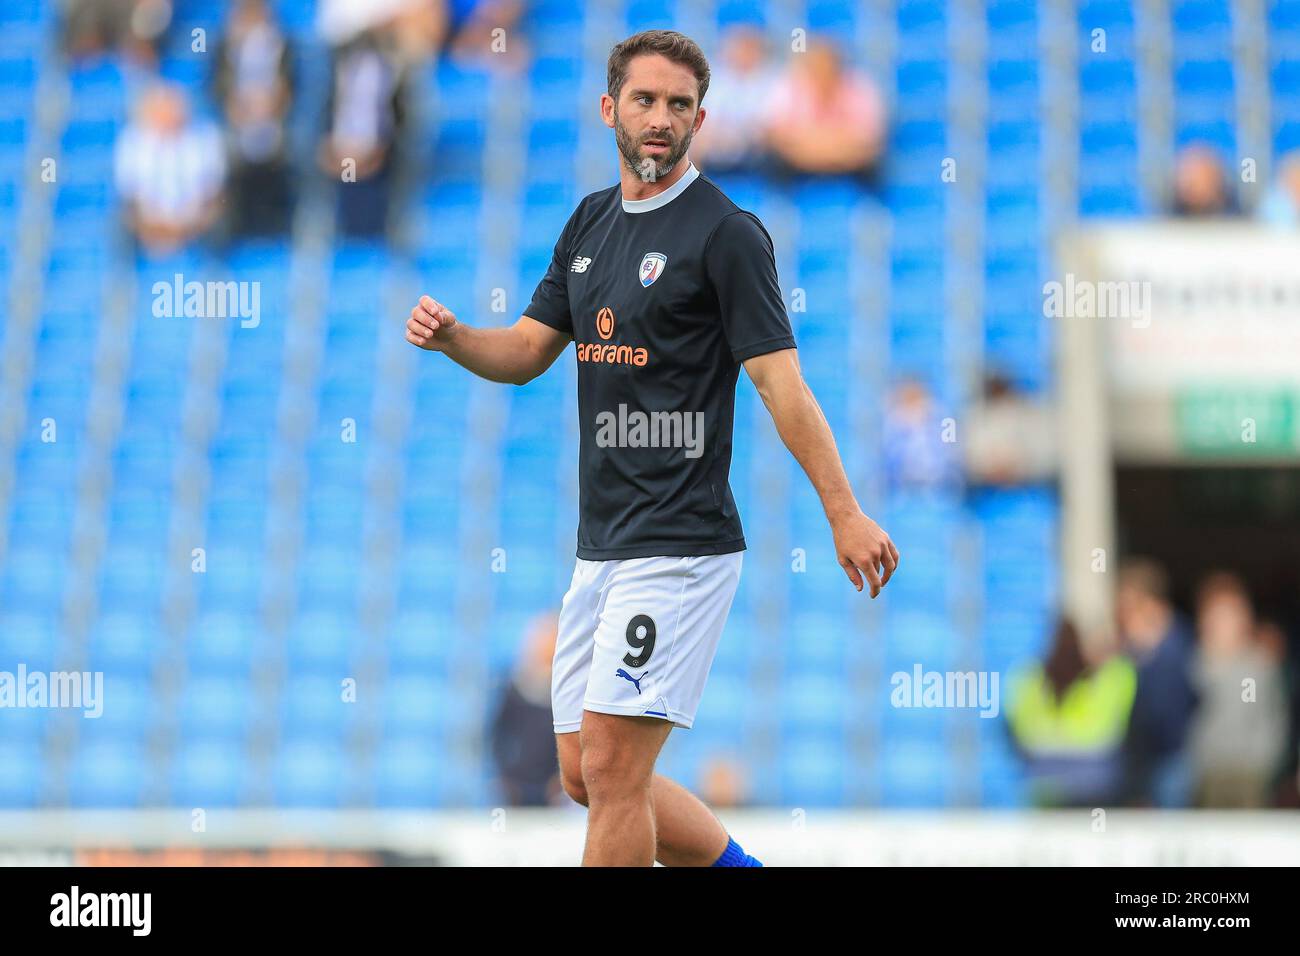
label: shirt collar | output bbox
[621,161,699,214]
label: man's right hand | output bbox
[406,295,458,351]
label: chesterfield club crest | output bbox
[639,252,667,286]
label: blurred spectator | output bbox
[1188,572,1288,807]
[1258,151,1300,227]
[62,0,172,67]
[319,0,445,66]
[698,755,749,809]
[489,613,560,806]
[1267,613,1300,808]
[765,41,886,180]
[115,84,226,255]
[444,0,530,69]
[1256,616,1300,804]
[212,0,296,237]
[318,29,410,237]
[962,373,1056,488]
[1170,143,1239,217]
[1115,558,1198,808]
[690,26,776,175]
[882,379,962,496]
[1006,616,1136,807]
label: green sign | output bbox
[1175,388,1298,454]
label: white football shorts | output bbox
[551,552,744,734]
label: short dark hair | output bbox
[607,30,710,106]
[1118,557,1169,602]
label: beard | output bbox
[614,107,694,182]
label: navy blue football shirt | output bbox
[525,163,796,560]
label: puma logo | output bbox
[615,668,645,694]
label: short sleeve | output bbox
[524,205,579,335]
[705,211,796,363]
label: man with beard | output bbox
[405,30,899,866]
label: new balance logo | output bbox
[615,668,645,694]
[571,256,593,273]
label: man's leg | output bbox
[557,724,730,867]
[579,712,672,866]
[555,552,755,866]
[646,774,732,866]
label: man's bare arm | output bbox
[406,295,571,385]
[743,348,899,597]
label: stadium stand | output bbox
[1,0,1295,811]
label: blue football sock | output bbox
[711,836,763,867]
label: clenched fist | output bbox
[406,296,458,351]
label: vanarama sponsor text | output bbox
[576,342,649,366]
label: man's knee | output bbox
[579,743,650,806]
[580,733,656,803]
[556,735,587,806]
[560,765,589,806]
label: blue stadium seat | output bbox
[69,740,151,807]
[273,737,350,807]
[374,735,452,807]
[0,741,44,806]
[879,739,952,807]
[779,734,846,806]
[170,738,249,806]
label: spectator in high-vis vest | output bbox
[1006,616,1136,807]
